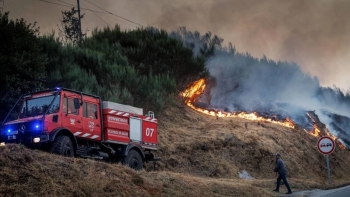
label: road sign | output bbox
[317,136,335,155]
[317,136,335,184]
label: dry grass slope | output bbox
[152,103,350,194]
[0,102,350,197]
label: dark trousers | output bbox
[276,173,292,192]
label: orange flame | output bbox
[310,126,321,137]
[180,78,206,101]
[181,78,295,129]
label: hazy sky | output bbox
[3,0,350,91]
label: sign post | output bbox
[317,136,335,184]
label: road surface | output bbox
[280,185,350,197]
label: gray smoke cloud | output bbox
[196,46,350,147]
[171,26,350,144]
[152,0,350,91]
[205,51,350,116]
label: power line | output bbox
[83,0,143,27]
[35,0,141,34]
[57,0,74,7]
[37,0,143,28]
[90,10,109,26]
[80,0,134,28]
[38,0,106,13]
[79,0,109,27]
[39,0,72,8]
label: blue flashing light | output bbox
[56,87,61,90]
[7,129,11,133]
[31,122,42,131]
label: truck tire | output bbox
[122,150,143,170]
[50,135,74,157]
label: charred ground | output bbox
[1,102,350,197]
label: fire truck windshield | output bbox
[19,95,60,118]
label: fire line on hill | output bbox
[180,78,347,149]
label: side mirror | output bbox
[73,98,80,109]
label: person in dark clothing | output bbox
[273,153,292,194]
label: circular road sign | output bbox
[317,136,335,155]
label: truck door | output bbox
[81,101,101,141]
[130,117,142,142]
[61,96,83,135]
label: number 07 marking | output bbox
[146,128,154,137]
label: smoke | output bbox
[317,110,350,149]
[153,0,350,91]
[171,25,350,129]
[205,50,350,117]
[172,27,350,146]
[205,47,350,141]
[203,45,350,147]
[238,170,254,180]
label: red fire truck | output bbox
[0,88,159,170]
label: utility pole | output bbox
[76,0,82,42]
[0,0,4,13]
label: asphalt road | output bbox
[281,185,350,197]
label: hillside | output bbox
[1,103,350,197]
[2,10,350,197]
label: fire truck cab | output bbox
[0,88,159,170]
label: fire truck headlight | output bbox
[33,138,40,143]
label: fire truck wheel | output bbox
[123,150,143,170]
[50,135,74,157]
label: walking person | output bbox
[273,153,292,194]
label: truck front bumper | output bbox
[0,134,50,145]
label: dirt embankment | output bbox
[1,103,350,197]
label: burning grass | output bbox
[180,78,348,148]
[181,78,296,129]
